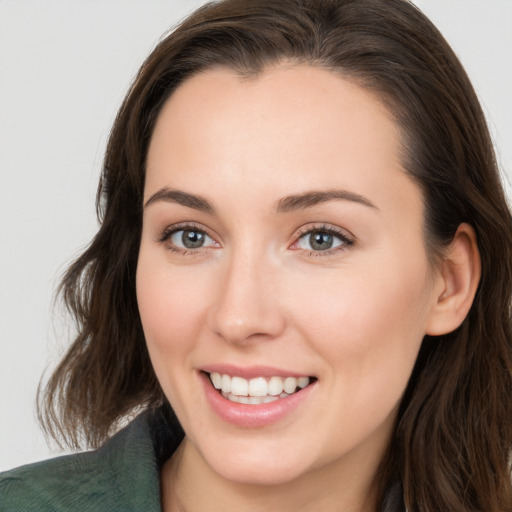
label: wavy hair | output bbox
[39,0,512,510]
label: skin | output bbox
[136,64,478,511]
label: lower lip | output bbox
[200,372,315,428]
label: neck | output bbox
[161,438,382,512]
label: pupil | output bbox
[310,232,333,250]
[182,230,205,248]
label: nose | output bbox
[207,249,286,345]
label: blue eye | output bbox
[166,228,216,250]
[296,229,351,252]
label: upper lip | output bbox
[200,364,313,380]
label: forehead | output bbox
[145,64,419,220]
[149,64,400,159]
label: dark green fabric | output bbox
[0,407,183,512]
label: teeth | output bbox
[248,377,267,397]
[298,376,309,388]
[283,377,297,394]
[209,372,311,402]
[268,376,284,396]
[211,372,222,389]
[223,392,281,405]
[230,376,249,396]
[221,374,231,393]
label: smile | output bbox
[209,372,312,405]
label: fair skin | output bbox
[136,64,480,512]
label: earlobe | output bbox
[425,223,481,336]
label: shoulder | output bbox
[0,450,118,512]
[0,407,182,512]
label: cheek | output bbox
[293,266,429,342]
[136,251,211,363]
[289,256,431,389]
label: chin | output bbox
[211,457,308,486]
[194,436,319,487]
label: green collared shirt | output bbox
[0,407,183,512]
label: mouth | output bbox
[206,372,316,405]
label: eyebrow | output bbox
[275,189,378,213]
[143,187,378,214]
[144,188,215,213]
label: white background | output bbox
[1,0,511,471]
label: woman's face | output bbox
[137,65,443,487]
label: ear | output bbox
[425,223,481,336]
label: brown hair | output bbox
[40,0,512,510]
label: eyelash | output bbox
[157,222,218,256]
[291,224,355,257]
[157,222,355,257]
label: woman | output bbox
[2,0,511,510]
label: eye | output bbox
[171,229,215,249]
[293,226,354,254]
[159,225,218,252]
